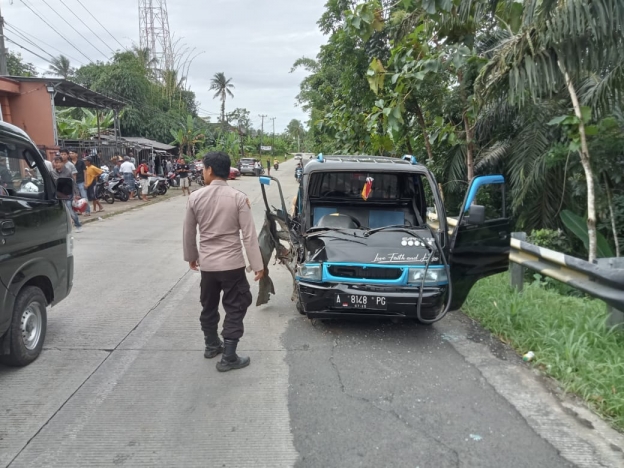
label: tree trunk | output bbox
[221,98,225,127]
[604,173,620,257]
[560,63,597,262]
[413,100,433,162]
[463,113,474,181]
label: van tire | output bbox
[0,287,47,367]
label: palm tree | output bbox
[209,72,235,125]
[476,0,624,262]
[49,55,74,79]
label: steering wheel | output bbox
[0,186,7,197]
[345,214,362,228]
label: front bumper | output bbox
[298,281,447,319]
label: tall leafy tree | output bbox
[209,72,235,125]
[7,51,38,77]
[476,0,624,262]
[49,55,74,79]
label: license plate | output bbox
[334,294,387,310]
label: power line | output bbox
[74,0,127,51]
[39,0,108,58]
[5,36,55,66]
[58,0,115,55]
[19,0,92,63]
[5,22,85,65]
[4,26,56,61]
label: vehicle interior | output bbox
[306,171,430,230]
[0,142,47,201]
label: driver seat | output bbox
[316,213,358,229]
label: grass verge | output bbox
[463,272,624,431]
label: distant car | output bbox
[294,154,303,161]
[229,167,240,180]
[239,157,259,176]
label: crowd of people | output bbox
[49,148,196,233]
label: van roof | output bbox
[303,155,428,175]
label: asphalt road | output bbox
[1,158,622,467]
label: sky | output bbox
[2,0,327,132]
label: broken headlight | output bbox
[296,263,322,281]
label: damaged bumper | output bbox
[298,281,447,319]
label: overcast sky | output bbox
[3,0,327,132]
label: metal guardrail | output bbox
[426,213,624,322]
[510,233,624,323]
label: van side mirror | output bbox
[55,177,73,200]
[465,205,485,225]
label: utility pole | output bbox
[270,117,276,157]
[0,3,8,76]
[258,114,267,155]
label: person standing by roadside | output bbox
[70,150,90,216]
[120,156,137,199]
[183,151,264,372]
[60,149,77,182]
[84,157,104,213]
[51,155,82,232]
[176,157,191,196]
[137,159,152,202]
[266,158,271,176]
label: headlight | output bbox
[408,268,447,285]
[296,263,322,281]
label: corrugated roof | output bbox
[122,137,175,151]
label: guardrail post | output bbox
[510,232,527,291]
[596,257,624,328]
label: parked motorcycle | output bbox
[108,176,129,202]
[166,171,179,188]
[95,175,115,204]
[146,176,168,196]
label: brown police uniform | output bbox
[183,180,263,340]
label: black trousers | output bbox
[199,267,253,340]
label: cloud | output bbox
[4,0,326,131]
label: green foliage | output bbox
[464,273,624,431]
[72,49,200,145]
[528,229,574,256]
[560,210,615,258]
[296,0,624,259]
[56,108,115,140]
[7,51,38,77]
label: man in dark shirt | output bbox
[177,157,191,196]
[70,150,90,215]
[266,158,271,176]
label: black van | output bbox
[0,122,74,366]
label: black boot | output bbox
[204,331,224,359]
[216,339,250,372]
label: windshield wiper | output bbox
[364,225,434,252]
[306,227,363,236]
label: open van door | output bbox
[257,176,297,306]
[449,175,511,310]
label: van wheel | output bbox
[0,287,47,366]
[295,299,305,315]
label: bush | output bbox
[528,228,573,255]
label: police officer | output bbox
[183,151,264,372]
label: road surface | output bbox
[1,158,622,467]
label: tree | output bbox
[170,115,206,157]
[476,0,624,262]
[209,72,235,125]
[49,55,74,79]
[7,51,38,77]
